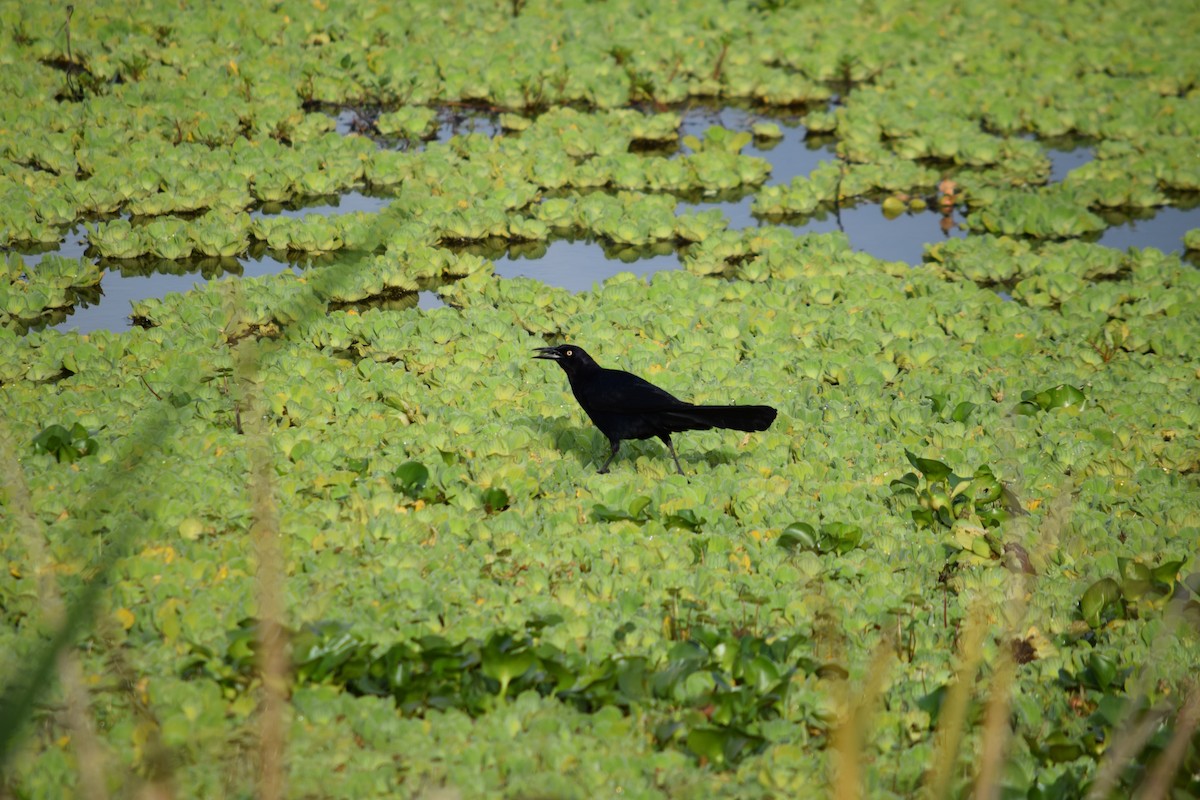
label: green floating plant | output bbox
[188,211,251,258]
[1,254,103,325]
[891,450,1017,532]
[3,2,1200,795]
[374,106,438,140]
[31,422,98,463]
[1015,383,1086,415]
[964,188,1108,239]
[775,521,863,556]
[86,218,149,259]
[683,126,753,155]
[481,487,510,514]
[592,496,705,531]
[186,618,812,769]
[924,393,979,424]
[750,122,783,141]
[1079,558,1192,629]
[392,460,450,506]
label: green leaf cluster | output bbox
[188,618,809,768]
[30,422,99,463]
[4,0,1200,796]
[592,495,704,531]
[1,254,102,328]
[891,450,1016,533]
[965,186,1109,240]
[4,235,1200,796]
[776,521,863,556]
[1079,559,1195,630]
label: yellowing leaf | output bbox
[115,607,136,630]
[178,517,204,541]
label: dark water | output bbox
[19,107,1198,335]
[493,239,681,291]
[31,192,393,334]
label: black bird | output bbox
[533,344,777,475]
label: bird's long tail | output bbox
[659,404,777,433]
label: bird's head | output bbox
[533,344,596,376]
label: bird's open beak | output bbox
[532,347,561,360]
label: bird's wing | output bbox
[577,368,687,412]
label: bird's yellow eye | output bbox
[565,349,573,356]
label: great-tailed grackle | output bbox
[533,344,777,475]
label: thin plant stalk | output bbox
[1085,703,1171,800]
[1133,681,1200,800]
[829,634,895,799]
[971,629,1017,800]
[974,490,1057,799]
[1086,579,1197,800]
[234,337,288,800]
[0,419,108,797]
[924,608,988,800]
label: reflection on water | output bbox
[492,238,680,293]
[1098,203,1200,260]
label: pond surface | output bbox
[25,107,1200,335]
[1098,205,1199,254]
[493,239,680,292]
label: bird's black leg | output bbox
[598,439,621,474]
[661,435,685,476]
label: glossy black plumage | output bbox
[533,344,776,475]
